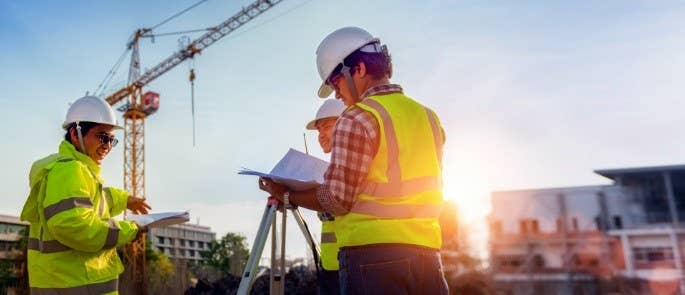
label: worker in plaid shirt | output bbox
[259,27,448,295]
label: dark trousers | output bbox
[338,244,448,295]
[318,269,340,295]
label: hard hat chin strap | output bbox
[340,63,360,102]
[75,122,87,154]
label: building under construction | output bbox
[490,164,685,294]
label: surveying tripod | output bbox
[237,196,321,295]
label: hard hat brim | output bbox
[305,115,339,130]
[318,83,334,99]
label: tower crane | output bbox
[101,0,282,293]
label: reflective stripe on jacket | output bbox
[336,92,444,249]
[320,218,340,271]
[21,140,138,292]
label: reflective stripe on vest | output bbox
[30,278,118,295]
[43,197,93,221]
[425,108,443,167]
[351,200,442,219]
[321,232,337,243]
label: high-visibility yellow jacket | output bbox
[336,92,445,249]
[319,213,340,271]
[21,140,139,294]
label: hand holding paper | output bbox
[239,148,329,191]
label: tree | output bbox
[199,232,249,277]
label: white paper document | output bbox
[238,148,329,191]
[125,211,190,228]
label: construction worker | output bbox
[259,27,447,294]
[305,99,346,295]
[20,95,151,294]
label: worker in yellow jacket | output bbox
[21,95,151,294]
[259,27,448,294]
[305,99,346,295]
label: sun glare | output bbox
[441,148,493,257]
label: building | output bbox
[0,214,28,293]
[489,164,685,294]
[148,223,216,263]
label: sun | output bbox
[442,160,492,224]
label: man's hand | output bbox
[127,196,151,215]
[258,177,287,202]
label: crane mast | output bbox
[102,1,282,293]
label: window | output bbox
[634,247,674,263]
[519,220,528,234]
[168,238,175,245]
[189,250,195,257]
[613,215,623,230]
[157,237,164,244]
[189,240,195,248]
[157,246,164,252]
[180,239,186,247]
[530,219,539,234]
[198,242,204,249]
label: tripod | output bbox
[237,197,321,295]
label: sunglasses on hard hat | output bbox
[96,133,118,147]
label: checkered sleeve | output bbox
[316,107,379,216]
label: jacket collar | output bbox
[59,140,102,180]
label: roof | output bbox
[594,164,685,180]
[0,214,28,226]
[491,184,614,196]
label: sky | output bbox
[2,0,685,260]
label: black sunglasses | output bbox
[96,133,118,147]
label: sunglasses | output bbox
[326,71,344,93]
[96,133,118,147]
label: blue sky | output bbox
[2,0,685,259]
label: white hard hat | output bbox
[316,27,381,98]
[306,99,346,130]
[63,96,122,130]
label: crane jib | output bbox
[105,0,282,106]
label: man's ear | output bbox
[357,61,367,78]
[69,127,77,144]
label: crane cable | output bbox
[189,59,197,147]
[93,47,130,97]
[150,0,209,30]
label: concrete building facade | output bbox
[0,214,28,293]
[148,223,216,263]
[490,164,685,294]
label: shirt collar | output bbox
[59,140,102,177]
[361,83,403,100]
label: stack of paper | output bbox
[239,148,329,191]
[125,211,190,228]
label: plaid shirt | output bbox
[316,84,404,216]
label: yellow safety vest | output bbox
[20,140,139,294]
[336,92,444,249]
[319,213,340,271]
